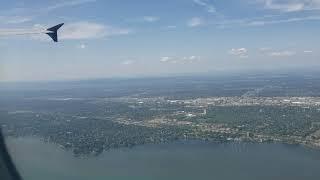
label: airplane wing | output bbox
[46,23,64,42]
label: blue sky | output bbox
[0,0,320,81]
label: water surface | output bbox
[5,138,320,180]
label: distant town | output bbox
[1,74,320,156]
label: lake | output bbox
[5,137,320,180]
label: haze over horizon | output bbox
[1,0,320,81]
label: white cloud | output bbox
[166,25,177,29]
[0,0,97,26]
[261,0,320,12]
[213,15,320,28]
[303,50,313,53]
[142,16,160,22]
[193,0,216,13]
[189,56,197,60]
[47,0,97,11]
[182,56,201,63]
[259,47,272,52]
[247,16,320,26]
[0,24,46,38]
[193,0,207,7]
[160,56,201,64]
[160,57,172,62]
[0,16,33,24]
[264,0,305,12]
[259,48,301,57]
[77,44,87,49]
[187,17,205,27]
[121,60,135,65]
[229,48,249,58]
[127,16,160,23]
[60,22,131,40]
[1,21,130,41]
[269,50,296,57]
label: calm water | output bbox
[5,138,320,180]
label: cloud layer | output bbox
[160,56,201,64]
[268,50,296,57]
[229,48,249,58]
[187,17,205,27]
[262,0,320,12]
[60,22,131,40]
[193,0,216,13]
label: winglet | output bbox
[46,23,64,42]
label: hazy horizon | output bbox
[0,66,319,83]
